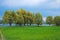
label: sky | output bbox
[0,0,60,21]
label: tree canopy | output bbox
[2,9,60,26]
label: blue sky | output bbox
[0,0,60,20]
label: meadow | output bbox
[0,26,60,40]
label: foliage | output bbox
[2,9,60,26]
[46,16,53,25]
[16,9,27,26]
[16,12,24,26]
[3,10,16,26]
[54,16,60,26]
[27,12,34,25]
[35,12,42,26]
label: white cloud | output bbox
[2,0,60,8]
[2,0,46,7]
[43,17,46,22]
[1,0,60,9]
[21,0,46,7]
[46,0,60,8]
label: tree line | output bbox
[1,9,60,26]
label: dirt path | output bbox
[0,31,5,40]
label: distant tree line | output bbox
[0,9,60,26]
[46,16,60,26]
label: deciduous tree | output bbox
[54,16,60,26]
[3,10,16,26]
[46,16,53,25]
[35,12,42,26]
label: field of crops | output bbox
[0,26,60,40]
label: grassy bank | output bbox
[0,26,60,40]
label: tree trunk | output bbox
[27,23,28,26]
[49,24,50,26]
[38,24,39,27]
[19,24,22,26]
[30,23,31,26]
[24,23,25,26]
[9,23,12,26]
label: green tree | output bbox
[16,9,27,26]
[16,11,24,26]
[35,12,42,26]
[54,16,60,26]
[3,11,9,24]
[46,16,53,25]
[27,12,34,26]
[3,10,16,26]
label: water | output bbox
[0,24,52,26]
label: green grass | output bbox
[0,26,60,40]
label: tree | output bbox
[16,11,24,26]
[27,12,34,26]
[3,11,9,24]
[54,16,60,26]
[35,12,42,26]
[3,10,16,26]
[16,9,27,26]
[46,16,53,25]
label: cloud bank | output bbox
[2,0,46,7]
[2,0,60,8]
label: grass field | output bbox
[0,26,60,40]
